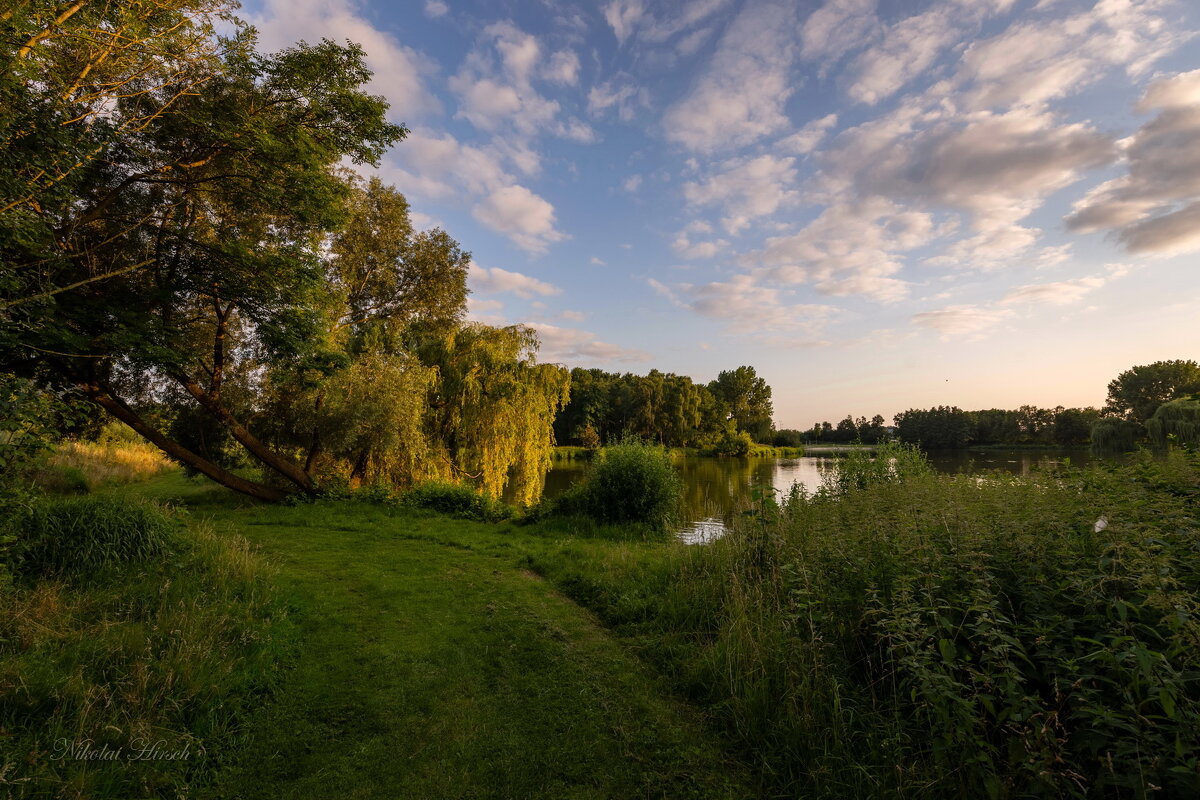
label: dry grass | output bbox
[47,438,173,488]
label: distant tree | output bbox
[1105,360,1200,423]
[894,406,973,449]
[772,428,804,448]
[708,366,773,443]
[1053,407,1101,446]
[834,415,858,443]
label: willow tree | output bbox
[1089,418,1145,455]
[421,325,570,505]
[1146,396,1200,449]
[0,7,403,500]
[261,178,467,489]
[265,353,435,488]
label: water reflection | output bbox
[527,448,1100,543]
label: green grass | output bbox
[0,506,287,798]
[110,473,748,799]
[10,447,1200,799]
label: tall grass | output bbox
[530,449,1200,798]
[16,495,178,577]
[0,513,288,798]
[44,436,173,489]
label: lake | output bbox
[532,447,1104,543]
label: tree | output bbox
[1053,407,1101,446]
[894,406,973,449]
[418,325,570,506]
[1146,396,1200,449]
[708,366,773,443]
[1105,360,1200,424]
[2,12,404,500]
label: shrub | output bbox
[821,440,930,495]
[398,481,513,522]
[16,495,178,577]
[704,429,753,457]
[578,440,682,529]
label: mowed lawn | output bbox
[130,477,752,799]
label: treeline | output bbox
[553,365,773,452]
[892,406,1101,448]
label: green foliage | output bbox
[707,366,774,442]
[31,464,90,495]
[15,495,178,578]
[895,405,974,448]
[573,440,682,529]
[1105,360,1200,423]
[1146,395,1200,448]
[420,324,571,506]
[532,451,1200,799]
[0,517,286,798]
[821,440,931,494]
[399,481,513,522]
[1090,417,1145,454]
[704,428,753,457]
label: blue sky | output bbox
[246,0,1200,427]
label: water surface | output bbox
[532,447,1101,542]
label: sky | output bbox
[243,0,1200,428]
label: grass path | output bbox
[146,483,752,799]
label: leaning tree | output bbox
[2,3,403,500]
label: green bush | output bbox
[16,495,178,577]
[577,440,682,529]
[398,481,513,522]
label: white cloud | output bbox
[683,154,798,234]
[604,0,645,45]
[472,186,569,253]
[662,1,798,152]
[543,50,580,85]
[1067,70,1200,255]
[469,265,561,298]
[449,21,595,143]
[739,199,936,302]
[848,5,962,104]
[998,275,1107,306]
[959,0,1189,111]
[587,77,648,121]
[528,322,650,363]
[800,0,878,63]
[589,256,606,266]
[671,232,728,259]
[651,274,837,341]
[248,0,439,118]
[604,0,730,46]
[775,113,839,155]
[424,0,448,19]
[466,296,505,324]
[622,174,643,192]
[911,304,1014,338]
[559,310,587,322]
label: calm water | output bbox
[531,447,1102,543]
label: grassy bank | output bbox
[0,496,287,798]
[528,449,1200,798]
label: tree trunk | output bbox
[83,383,287,503]
[172,374,317,493]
